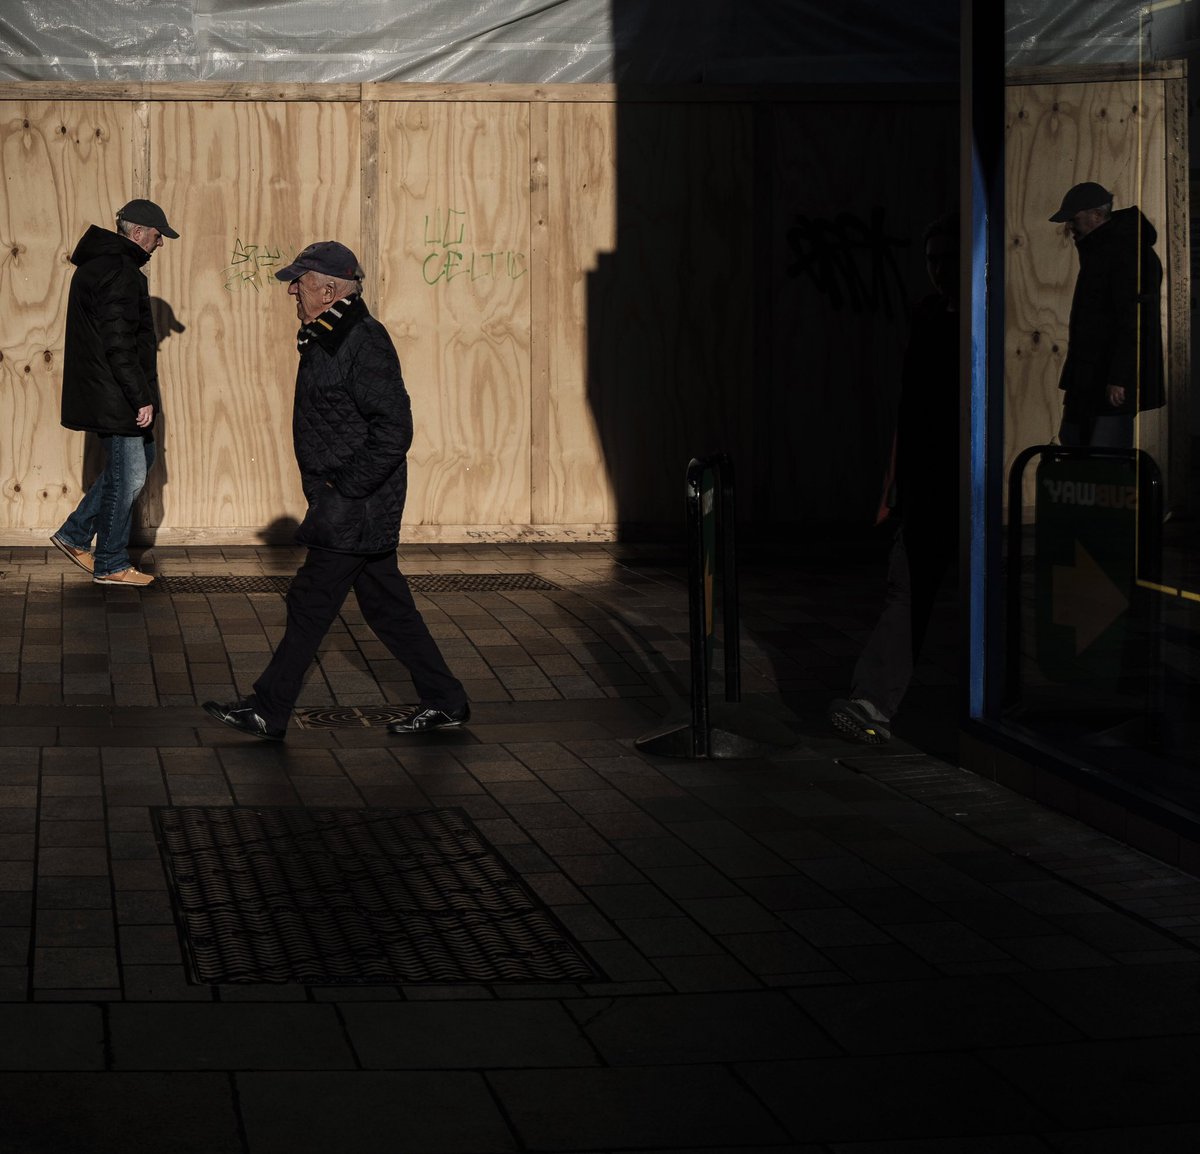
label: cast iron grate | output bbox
[156,575,291,594]
[152,806,600,985]
[411,573,561,593]
[294,706,435,730]
[154,573,560,594]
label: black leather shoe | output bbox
[387,703,470,734]
[202,699,286,742]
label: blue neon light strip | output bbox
[968,141,988,719]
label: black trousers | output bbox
[251,547,466,730]
[1059,412,1134,449]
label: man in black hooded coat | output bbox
[203,241,469,741]
[1049,181,1165,447]
[51,199,178,585]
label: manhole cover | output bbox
[153,806,600,985]
[155,573,560,594]
[294,707,431,730]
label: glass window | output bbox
[988,2,1200,813]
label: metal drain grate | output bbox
[155,573,560,594]
[156,575,292,594]
[294,706,436,730]
[153,806,600,985]
[409,573,561,593]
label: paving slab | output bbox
[738,1053,1055,1144]
[791,975,1082,1053]
[238,1070,517,1154]
[570,989,838,1063]
[489,1065,790,1149]
[342,999,597,1068]
[0,1072,242,1153]
[109,1003,357,1069]
[0,1004,105,1069]
[981,1036,1200,1129]
[3,542,1200,1152]
[1010,961,1200,1038]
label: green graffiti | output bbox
[421,209,526,287]
[422,248,527,285]
[224,238,287,292]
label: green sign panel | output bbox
[1034,455,1138,684]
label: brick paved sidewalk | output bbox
[1,540,1199,1152]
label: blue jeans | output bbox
[57,435,155,578]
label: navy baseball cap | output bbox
[116,199,179,238]
[275,241,364,282]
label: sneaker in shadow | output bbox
[828,698,891,744]
[202,699,286,742]
[387,703,471,734]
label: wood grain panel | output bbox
[1005,80,1170,507]
[528,99,552,525]
[1164,74,1191,511]
[552,102,754,528]
[0,100,132,533]
[145,100,360,538]
[544,101,617,524]
[0,85,966,545]
[376,100,531,528]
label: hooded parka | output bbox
[60,225,161,437]
[1059,206,1165,419]
[291,295,413,555]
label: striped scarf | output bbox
[296,293,365,353]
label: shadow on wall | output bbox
[259,516,301,544]
[584,69,752,541]
[131,296,186,545]
[595,2,958,540]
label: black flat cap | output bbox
[116,199,179,238]
[1049,182,1113,222]
[274,241,364,282]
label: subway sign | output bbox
[1034,455,1138,683]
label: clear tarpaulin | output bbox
[1006,0,1196,71]
[0,0,960,85]
[0,0,613,83]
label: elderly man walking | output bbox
[202,241,469,741]
[51,198,178,586]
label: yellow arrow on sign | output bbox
[1052,540,1130,655]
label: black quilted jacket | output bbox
[60,225,161,436]
[292,296,413,554]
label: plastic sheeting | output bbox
[0,0,611,83]
[1007,0,1196,71]
[0,0,960,85]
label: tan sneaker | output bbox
[50,534,94,574]
[93,567,154,587]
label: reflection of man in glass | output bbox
[1049,181,1165,448]
[828,214,959,745]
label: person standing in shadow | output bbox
[1048,181,1164,448]
[828,213,959,744]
